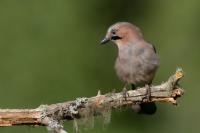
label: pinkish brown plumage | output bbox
[101,22,159,114]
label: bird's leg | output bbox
[142,84,151,102]
[122,83,129,101]
[145,84,151,102]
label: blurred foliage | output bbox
[0,0,199,133]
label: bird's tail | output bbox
[131,84,157,115]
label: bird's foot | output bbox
[142,84,151,102]
[122,87,129,101]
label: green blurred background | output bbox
[0,0,199,133]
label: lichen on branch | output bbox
[0,69,184,133]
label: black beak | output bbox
[100,37,110,45]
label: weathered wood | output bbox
[0,69,184,133]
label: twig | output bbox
[0,69,184,133]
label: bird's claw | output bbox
[122,87,129,101]
[142,85,151,102]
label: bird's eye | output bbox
[111,29,117,34]
[112,31,116,34]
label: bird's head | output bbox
[101,22,143,46]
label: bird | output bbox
[100,22,159,114]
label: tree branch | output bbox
[0,69,184,133]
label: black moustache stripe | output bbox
[111,36,122,40]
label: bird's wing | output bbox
[147,42,157,53]
[151,44,157,53]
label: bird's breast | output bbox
[114,45,159,85]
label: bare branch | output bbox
[0,69,184,133]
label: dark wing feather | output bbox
[147,41,157,53]
[152,44,157,53]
